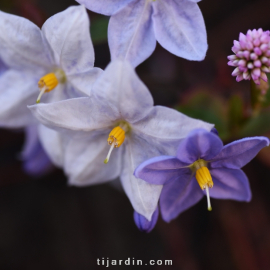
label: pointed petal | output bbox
[42,5,95,75]
[210,168,251,201]
[67,67,103,96]
[120,135,163,220]
[21,125,53,176]
[135,155,189,185]
[176,129,223,164]
[160,176,203,222]
[108,1,156,67]
[134,207,159,232]
[64,134,122,186]
[152,0,207,60]
[38,124,65,168]
[0,10,52,70]
[76,0,133,16]
[28,97,113,133]
[133,107,215,158]
[0,70,38,128]
[92,60,154,123]
[211,137,269,169]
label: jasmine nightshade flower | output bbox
[228,29,270,84]
[77,0,207,67]
[135,129,269,222]
[29,60,214,219]
[0,5,102,167]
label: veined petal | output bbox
[135,156,189,185]
[92,60,154,123]
[108,0,156,67]
[160,176,203,222]
[0,70,38,128]
[152,0,207,60]
[0,10,53,70]
[120,134,163,220]
[211,137,269,169]
[65,133,122,186]
[38,124,66,168]
[176,129,223,164]
[76,0,134,16]
[28,97,113,134]
[210,168,251,201]
[133,107,214,158]
[67,67,103,96]
[42,5,95,75]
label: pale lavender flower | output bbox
[29,60,214,220]
[135,129,269,222]
[228,29,270,84]
[77,0,208,67]
[0,6,102,168]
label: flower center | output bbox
[104,122,129,164]
[36,69,66,103]
[190,159,213,211]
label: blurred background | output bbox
[1,0,270,269]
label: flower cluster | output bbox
[228,29,270,84]
[0,2,268,233]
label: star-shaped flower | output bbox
[29,60,214,219]
[135,129,269,222]
[77,0,207,67]
[0,5,102,167]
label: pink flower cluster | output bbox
[228,29,270,84]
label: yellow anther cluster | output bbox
[38,73,59,92]
[195,166,214,190]
[107,126,125,147]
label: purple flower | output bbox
[134,207,159,233]
[135,129,269,222]
[228,29,270,84]
[77,0,208,67]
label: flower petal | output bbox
[160,176,203,222]
[76,0,133,16]
[152,0,207,60]
[92,60,154,123]
[134,207,159,232]
[0,10,52,70]
[42,5,95,75]
[28,97,113,133]
[64,133,123,186]
[38,124,65,168]
[211,137,269,169]
[108,0,156,67]
[210,168,251,201]
[135,155,189,185]
[67,67,103,96]
[176,129,223,164]
[120,134,163,220]
[0,70,38,128]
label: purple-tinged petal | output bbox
[76,0,134,16]
[211,137,269,169]
[0,70,38,128]
[209,168,251,201]
[135,155,189,185]
[134,207,159,232]
[108,0,156,67]
[176,129,223,164]
[0,10,53,70]
[160,176,203,222]
[21,125,53,177]
[42,6,95,75]
[0,59,7,76]
[65,133,123,186]
[152,0,207,60]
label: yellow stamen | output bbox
[104,126,126,164]
[36,73,59,103]
[195,166,213,211]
